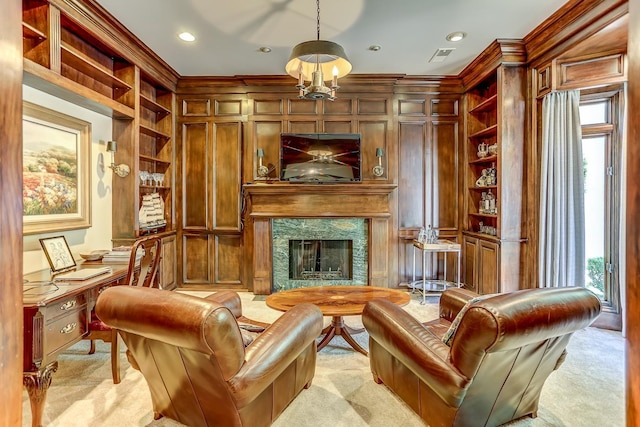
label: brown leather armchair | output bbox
[96,286,323,427]
[362,287,601,427]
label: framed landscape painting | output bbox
[23,102,91,235]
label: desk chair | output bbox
[83,234,162,384]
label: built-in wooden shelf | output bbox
[469,93,498,113]
[140,95,171,116]
[139,124,171,140]
[22,22,46,40]
[469,185,498,191]
[139,154,170,166]
[60,42,132,91]
[469,155,498,165]
[469,124,498,139]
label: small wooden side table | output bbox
[409,240,461,304]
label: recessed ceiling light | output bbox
[178,32,196,42]
[446,32,466,42]
[259,46,272,53]
[368,45,382,52]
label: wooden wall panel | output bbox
[252,121,283,180]
[430,120,459,232]
[182,98,211,116]
[215,99,242,116]
[324,98,353,115]
[288,99,317,114]
[324,121,353,133]
[182,122,208,228]
[398,122,426,228]
[182,234,210,284]
[213,122,241,230]
[215,234,242,284]
[288,120,317,133]
[359,120,388,181]
[178,82,462,290]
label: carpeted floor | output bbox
[22,291,624,426]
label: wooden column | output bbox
[0,0,24,425]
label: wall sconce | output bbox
[257,148,269,177]
[372,147,384,177]
[106,140,130,178]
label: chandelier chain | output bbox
[316,0,321,40]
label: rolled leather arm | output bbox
[228,303,323,407]
[439,288,478,322]
[363,299,469,407]
[206,291,242,318]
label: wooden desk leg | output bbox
[23,361,58,427]
[317,316,368,356]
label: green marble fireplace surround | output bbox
[272,218,368,292]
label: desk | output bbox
[22,262,128,427]
[409,240,461,304]
[266,286,410,356]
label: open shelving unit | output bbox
[462,63,526,295]
[22,0,177,289]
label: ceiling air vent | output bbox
[429,48,455,63]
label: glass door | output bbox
[579,88,623,330]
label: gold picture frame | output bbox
[39,235,76,273]
[23,102,91,235]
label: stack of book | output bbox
[102,246,143,264]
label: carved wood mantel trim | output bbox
[243,183,397,294]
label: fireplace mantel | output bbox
[243,183,397,294]
[243,183,397,218]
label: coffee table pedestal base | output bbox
[317,316,367,355]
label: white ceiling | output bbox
[96,0,569,77]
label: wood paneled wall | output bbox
[176,78,463,289]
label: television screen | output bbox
[280,133,361,182]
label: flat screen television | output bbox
[280,133,361,182]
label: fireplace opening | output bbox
[289,239,353,280]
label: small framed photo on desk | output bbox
[39,235,76,273]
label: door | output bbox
[579,87,623,330]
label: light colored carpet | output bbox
[22,291,624,426]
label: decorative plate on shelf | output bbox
[79,250,110,261]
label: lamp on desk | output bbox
[106,140,130,178]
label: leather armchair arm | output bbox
[439,288,478,322]
[363,299,470,407]
[228,303,323,407]
[206,291,242,318]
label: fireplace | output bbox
[289,239,353,280]
[243,183,396,294]
[272,218,368,292]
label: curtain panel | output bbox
[539,90,585,288]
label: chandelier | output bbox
[285,0,352,101]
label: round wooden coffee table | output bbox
[266,285,410,355]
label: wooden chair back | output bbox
[125,235,162,288]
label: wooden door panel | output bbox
[431,120,459,232]
[478,239,499,294]
[463,236,478,291]
[213,122,241,230]
[182,234,211,284]
[214,234,242,285]
[182,122,208,229]
[398,122,426,228]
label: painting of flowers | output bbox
[23,102,91,235]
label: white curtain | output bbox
[539,90,585,288]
